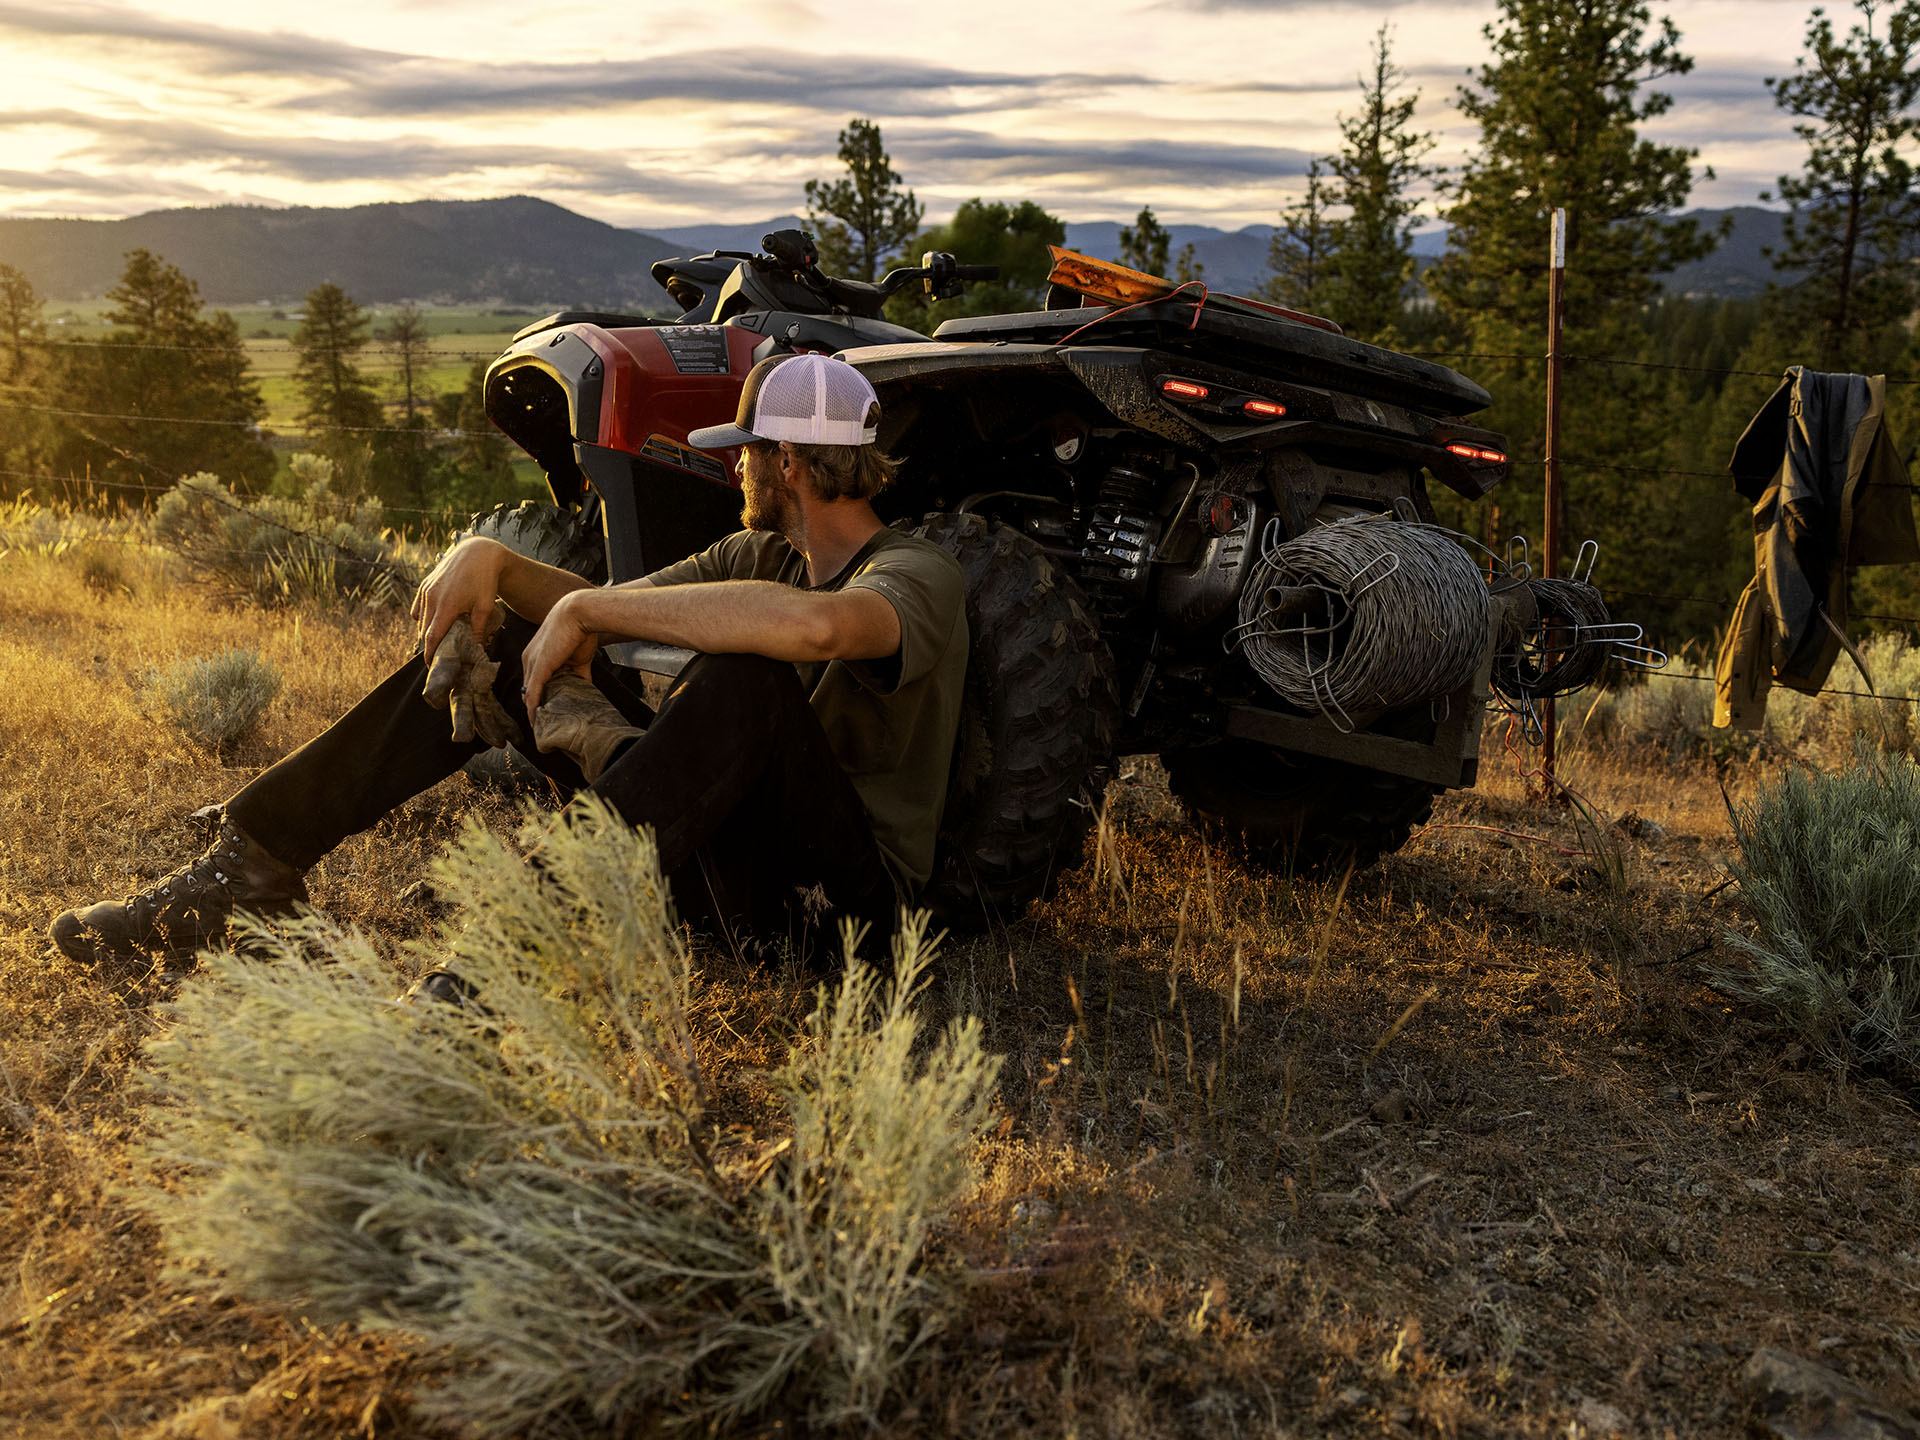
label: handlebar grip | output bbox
[952,265,1000,281]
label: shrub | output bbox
[1587,632,1920,764]
[1579,656,1733,758]
[1719,749,1920,1073]
[156,648,282,753]
[135,797,999,1435]
[152,465,412,608]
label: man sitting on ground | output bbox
[50,354,968,965]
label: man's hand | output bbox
[413,538,509,660]
[521,589,600,715]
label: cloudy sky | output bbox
[0,0,1826,233]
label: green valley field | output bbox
[42,302,549,431]
[2,508,1916,1438]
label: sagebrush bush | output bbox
[135,797,999,1435]
[156,648,282,753]
[1587,632,1920,763]
[1579,655,1739,758]
[1720,749,1920,1073]
[152,463,412,608]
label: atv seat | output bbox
[821,276,890,320]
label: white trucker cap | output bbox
[688,352,880,450]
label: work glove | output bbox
[422,620,523,749]
[532,673,645,782]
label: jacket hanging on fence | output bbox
[1714,368,1918,729]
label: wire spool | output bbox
[1230,516,1491,730]
[1491,577,1614,702]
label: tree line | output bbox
[0,257,517,516]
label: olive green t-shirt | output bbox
[643,528,968,896]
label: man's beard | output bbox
[740,452,795,533]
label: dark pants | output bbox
[227,618,897,960]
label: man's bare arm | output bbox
[573,580,898,661]
[519,580,899,712]
[496,545,597,623]
[415,537,596,659]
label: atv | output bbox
[474,229,1618,921]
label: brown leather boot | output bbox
[49,813,308,967]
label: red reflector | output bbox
[1241,398,1288,418]
[1159,378,1209,400]
[1445,442,1507,464]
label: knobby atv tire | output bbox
[459,500,606,582]
[1164,742,1440,874]
[914,513,1118,925]
[452,502,604,794]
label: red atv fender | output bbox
[485,318,763,580]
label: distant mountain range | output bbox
[0,196,1788,310]
[0,196,684,310]
[647,207,1791,301]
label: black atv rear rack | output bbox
[933,301,1490,418]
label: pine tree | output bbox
[1425,0,1722,598]
[53,249,272,497]
[435,360,518,513]
[1764,0,1920,370]
[1174,242,1205,284]
[0,263,48,495]
[1321,27,1435,344]
[292,283,382,438]
[1118,206,1171,278]
[0,263,44,384]
[1263,161,1335,312]
[379,303,434,423]
[804,120,924,282]
[369,304,438,508]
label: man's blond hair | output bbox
[788,404,895,501]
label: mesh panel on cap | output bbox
[749,354,879,445]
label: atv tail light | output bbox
[1240,398,1288,419]
[1159,378,1210,400]
[1445,442,1507,464]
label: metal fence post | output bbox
[1539,207,1568,798]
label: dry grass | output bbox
[4,528,1919,1438]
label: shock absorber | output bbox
[1079,448,1165,612]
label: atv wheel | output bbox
[914,513,1119,924]
[1164,742,1440,873]
[459,499,606,582]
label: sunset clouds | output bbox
[0,0,1821,228]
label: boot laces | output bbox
[126,823,249,924]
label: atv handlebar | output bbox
[882,252,1001,301]
[754,229,998,304]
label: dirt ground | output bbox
[2,542,1915,1438]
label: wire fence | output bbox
[1414,349,1920,384]
[37,336,510,358]
[1630,666,1920,707]
[1,398,491,440]
[0,466,479,520]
